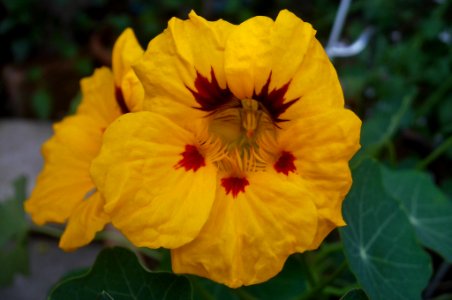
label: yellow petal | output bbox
[171,171,318,288]
[77,67,122,124]
[277,108,361,248]
[91,112,218,249]
[133,11,235,118]
[112,28,144,87]
[224,10,315,99]
[120,69,144,112]
[308,218,340,250]
[282,38,344,122]
[24,114,102,224]
[59,192,109,251]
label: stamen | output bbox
[195,124,229,164]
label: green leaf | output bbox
[190,277,239,300]
[340,159,432,300]
[340,289,369,300]
[241,255,309,300]
[190,254,309,300]
[0,176,29,286]
[48,247,192,300]
[381,168,452,262]
[440,178,452,200]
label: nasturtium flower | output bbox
[91,10,361,287]
[24,28,144,251]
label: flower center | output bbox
[208,98,274,149]
[185,69,300,197]
[206,98,276,183]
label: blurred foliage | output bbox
[1,0,452,299]
[0,176,29,286]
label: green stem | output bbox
[324,283,360,296]
[138,248,163,261]
[416,75,452,117]
[188,277,216,300]
[297,261,348,300]
[297,253,317,288]
[416,135,452,170]
[95,230,128,244]
[30,225,63,239]
[385,141,396,166]
[314,242,343,264]
[371,91,416,157]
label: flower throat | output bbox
[187,68,299,174]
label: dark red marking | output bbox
[188,68,297,122]
[253,72,298,123]
[221,177,249,198]
[187,68,235,112]
[274,151,296,175]
[115,86,130,114]
[175,145,206,172]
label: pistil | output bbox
[240,99,261,139]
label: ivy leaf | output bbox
[190,254,309,300]
[340,289,369,300]
[190,277,239,300]
[241,255,309,300]
[340,159,432,300]
[0,176,29,286]
[48,247,192,300]
[381,168,452,262]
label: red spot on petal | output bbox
[187,68,236,112]
[253,72,299,123]
[274,151,296,175]
[221,177,249,198]
[175,145,206,172]
[115,86,130,114]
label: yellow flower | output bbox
[24,28,144,251]
[91,10,361,287]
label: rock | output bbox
[0,238,102,300]
[0,119,52,201]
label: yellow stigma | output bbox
[240,99,260,139]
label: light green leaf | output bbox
[381,168,452,262]
[340,159,432,300]
[48,247,192,300]
[0,176,29,286]
[340,289,369,300]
